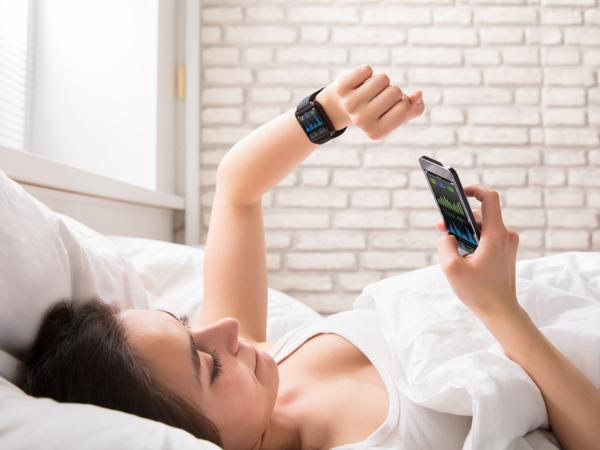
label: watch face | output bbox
[297,107,331,142]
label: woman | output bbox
[21,65,600,450]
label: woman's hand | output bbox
[316,64,425,140]
[436,184,520,322]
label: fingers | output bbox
[374,94,424,137]
[463,184,505,232]
[437,234,464,275]
[367,84,404,118]
[336,65,374,96]
[350,73,392,109]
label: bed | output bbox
[2,165,598,449]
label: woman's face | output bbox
[118,309,279,450]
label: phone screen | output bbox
[425,170,478,253]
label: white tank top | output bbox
[268,309,472,449]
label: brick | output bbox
[583,50,600,66]
[370,230,439,250]
[434,149,475,167]
[546,230,589,250]
[542,88,586,106]
[545,189,584,207]
[363,7,431,24]
[469,107,540,125]
[502,47,539,65]
[269,273,333,292]
[588,192,600,207]
[434,8,472,25]
[361,252,428,270]
[541,9,583,25]
[247,107,281,125]
[392,48,462,66]
[204,68,252,85]
[590,109,600,126]
[431,108,465,124]
[334,210,408,229]
[515,88,540,105]
[203,47,240,65]
[333,27,406,44]
[333,170,408,188]
[295,231,366,250]
[542,0,594,6]
[246,6,285,22]
[464,48,501,65]
[304,149,361,167]
[257,69,330,86]
[245,48,273,64]
[526,28,562,45]
[517,230,544,249]
[480,28,524,45]
[543,109,586,126]
[459,127,529,145]
[445,88,512,105]
[277,47,347,64]
[288,6,359,23]
[350,48,389,64]
[410,210,442,228]
[409,28,478,46]
[475,7,537,24]
[482,169,528,186]
[250,87,290,104]
[591,88,600,105]
[363,149,428,167]
[287,253,356,270]
[484,68,542,85]
[569,169,600,186]
[267,253,281,270]
[300,26,329,43]
[565,28,600,46]
[202,27,222,44]
[589,150,600,165]
[338,272,382,292]
[585,9,600,25]
[201,149,226,166]
[544,150,587,166]
[541,48,581,66]
[393,189,436,209]
[276,188,348,208]
[386,127,456,146]
[201,107,243,124]
[202,87,244,105]
[351,190,391,208]
[529,168,567,186]
[544,68,596,86]
[545,128,599,147]
[264,211,329,229]
[412,68,481,85]
[225,26,296,44]
[506,188,543,207]
[203,7,243,23]
[503,209,546,227]
[548,209,598,228]
[478,148,541,166]
[202,127,252,144]
[301,169,330,187]
[265,231,291,249]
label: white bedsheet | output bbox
[354,252,600,450]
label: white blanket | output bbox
[354,252,600,450]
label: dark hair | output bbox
[18,298,222,447]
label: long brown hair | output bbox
[19,298,223,447]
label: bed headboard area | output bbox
[0,146,188,242]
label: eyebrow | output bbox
[158,310,203,390]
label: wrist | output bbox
[315,85,350,131]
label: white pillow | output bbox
[0,170,148,381]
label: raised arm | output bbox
[437,185,600,450]
[195,64,424,342]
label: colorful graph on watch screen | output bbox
[426,171,478,252]
[298,108,329,141]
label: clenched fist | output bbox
[316,64,425,140]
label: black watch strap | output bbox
[296,87,347,145]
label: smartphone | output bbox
[419,156,480,256]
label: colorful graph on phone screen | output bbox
[426,171,477,252]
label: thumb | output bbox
[437,234,463,273]
[408,90,424,118]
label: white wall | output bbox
[200,1,600,314]
[31,0,160,190]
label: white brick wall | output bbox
[196,0,600,314]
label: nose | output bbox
[191,317,240,355]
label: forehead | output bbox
[118,309,199,394]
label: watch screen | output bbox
[425,171,478,253]
[297,108,330,142]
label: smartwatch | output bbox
[295,87,347,145]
